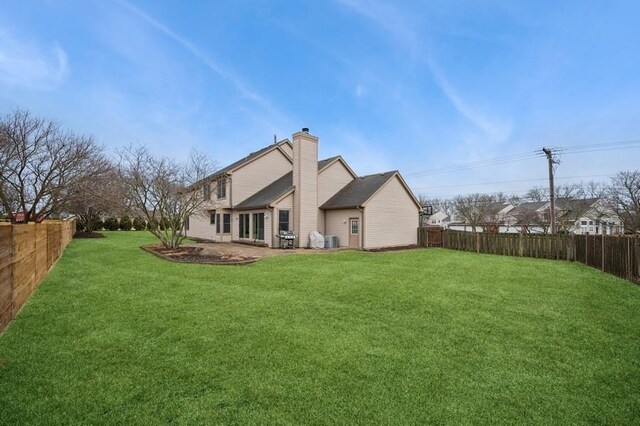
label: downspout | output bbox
[357,206,365,250]
[268,205,275,248]
[227,174,232,208]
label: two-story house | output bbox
[186,129,421,249]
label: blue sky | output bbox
[2,0,640,198]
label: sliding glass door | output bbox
[252,213,264,241]
[239,214,250,238]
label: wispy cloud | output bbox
[334,0,421,56]
[334,0,512,144]
[0,29,68,90]
[112,0,292,130]
[425,55,512,144]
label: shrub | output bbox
[104,217,119,231]
[133,217,146,231]
[93,218,104,231]
[119,216,132,231]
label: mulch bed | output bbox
[141,244,258,265]
[73,231,106,238]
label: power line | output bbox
[423,188,537,199]
[555,138,640,152]
[405,151,543,178]
[404,138,640,179]
[411,174,614,191]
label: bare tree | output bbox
[0,109,106,223]
[118,145,215,249]
[418,195,454,215]
[66,164,126,234]
[453,193,496,233]
[524,186,549,203]
[605,171,640,233]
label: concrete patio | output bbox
[194,242,348,259]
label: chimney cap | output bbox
[301,127,310,133]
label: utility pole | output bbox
[542,147,556,234]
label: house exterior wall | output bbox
[231,149,292,206]
[293,131,318,248]
[279,142,293,158]
[363,176,419,249]
[325,209,362,248]
[187,211,215,240]
[188,209,233,242]
[317,160,355,233]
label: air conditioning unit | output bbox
[324,235,339,249]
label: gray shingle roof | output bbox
[317,156,340,171]
[510,201,548,217]
[557,198,599,221]
[234,172,293,210]
[320,171,397,210]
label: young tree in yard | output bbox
[0,109,107,223]
[119,145,215,249]
[605,171,640,233]
[66,166,126,234]
[452,193,496,233]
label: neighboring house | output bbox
[425,210,451,227]
[558,198,624,235]
[487,202,515,223]
[506,201,550,233]
[186,129,421,249]
[448,203,515,232]
[505,198,624,235]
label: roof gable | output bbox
[198,140,292,185]
[320,171,397,210]
[318,155,357,178]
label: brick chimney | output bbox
[293,128,318,248]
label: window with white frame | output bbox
[217,178,227,199]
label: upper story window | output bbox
[217,178,227,199]
[581,220,587,226]
[203,183,211,201]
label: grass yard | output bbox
[1,232,639,424]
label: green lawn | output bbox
[1,232,639,425]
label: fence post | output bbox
[585,235,588,265]
[628,237,632,281]
[0,225,14,333]
[476,232,480,253]
[601,232,605,272]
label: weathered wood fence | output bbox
[418,228,640,284]
[0,220,75,332]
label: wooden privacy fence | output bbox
[418,228,640,284]
[0,220,75,332]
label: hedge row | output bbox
[77,217,149,232]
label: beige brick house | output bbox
[186,129,421,249]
